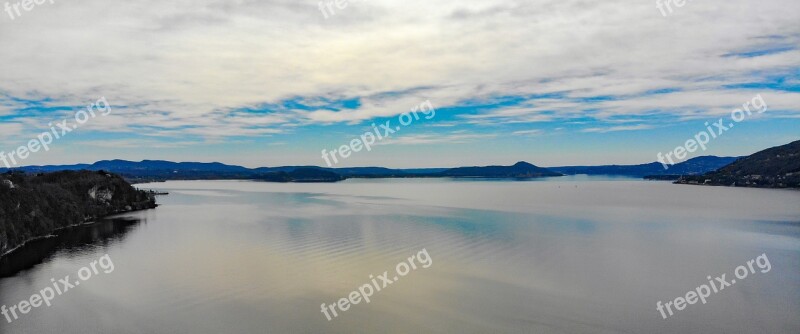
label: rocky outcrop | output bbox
[89,185,115,203]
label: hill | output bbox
[550,156,740,177]
[676,140,800,188]
[440,161,563,178]
[0,170,157,255]
[252,168,345,182]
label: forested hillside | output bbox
[677,140,800,188]
[0,170,156,255]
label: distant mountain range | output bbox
[0,155,743,183]
[0,160,558,182]
[677,140,800,188]
[550,156,741,177]
[4,139,799,188]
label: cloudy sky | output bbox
[0,0,798,168]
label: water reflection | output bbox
[0,218,144,278]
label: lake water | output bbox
[1,177,799,333]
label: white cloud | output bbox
[0,122,24,141]
[0,0,797,141]
[512,129,543,136]
[380,133,496,145]
[581,124,654,133]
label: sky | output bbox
[0,0,798,168]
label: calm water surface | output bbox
[1,177,799,333]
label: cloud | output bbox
[0,123,25,141]
[0,0,797,147]
[581,124,654,133]
[512,129,543,136]
[77,139,200,149]
[380,133,496,145]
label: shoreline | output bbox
[673,182,800,190]
[136,175,798,189]
[0,204,158,259]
